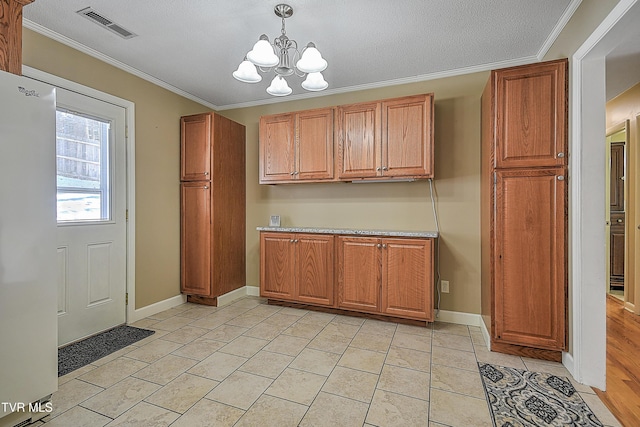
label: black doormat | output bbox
[58,325,154,376]
[479,363,603,426]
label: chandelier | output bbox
[232,4,328,96]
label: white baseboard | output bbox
[479,317,491,350]
[562,351,575,380]
[435,310,482,327]
[128,294,187,323]
[246,286,260,297]
[218,286,259,306]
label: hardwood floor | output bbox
[595,295,640,425]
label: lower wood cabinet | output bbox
[260,232,334,306]
[337,236,434,321]
[259,230,435,322]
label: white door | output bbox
[55,88,127,346]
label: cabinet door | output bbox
[381,238,433,321]
[337,237,380,312]
[181,114,211,181]
[337,102,381,179]
[382,95,433,178]
[296,234,335,306]
[494,168,566,350]
[260,232,295,300]
[180,182,212,296]
[495,60,567,168]
[296,108,334,181]
[610,143,625,212]
[260,114,295,182]
[610,213,625,285]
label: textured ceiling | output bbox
[24,0,581,110]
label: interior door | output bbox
[56,88,127,346]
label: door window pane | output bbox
[56,109,111,222]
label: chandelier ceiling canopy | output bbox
[232,4,328,97]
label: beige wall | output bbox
[607,82,640,308]
[223,74,487,314]
[22,29,213,309]
[20,0,623,315]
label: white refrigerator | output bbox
[0,70,57,424]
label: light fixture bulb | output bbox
[301,72,328,91]
[232,60,262,83]
[246,35,279,67]
[296,43,328,73]
[266,75,292,96]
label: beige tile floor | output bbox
[34,297,622,427]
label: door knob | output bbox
[617,219,623,223]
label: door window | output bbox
[56,108,111,222]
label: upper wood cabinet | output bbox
[258,94,434,184]
[337,94,434,180]
[181,114,212,181]
[493,60,567,168]
[259,108,334,183]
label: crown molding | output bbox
[537,0,583,60]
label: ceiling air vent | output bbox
[77,7,137,39]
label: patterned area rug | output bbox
[58,325,154,376]
[479,363,603,427]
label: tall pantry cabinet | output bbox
[481,59,568,360]
[180,112,246,305]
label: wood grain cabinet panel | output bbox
[180,182,211,296]
[337,237,381,312]
[382,238,434,321]
[259,108,333,183]
[296,234,334,306]
[481,59,568,358]
[296,109,334,181]
[336,102,381,179]
[495,61,567,168]
[494,169,566,350]
[260,232,335,306]
[382,95,434,178]
[180,113,246,304]
[259,113,295,182]
[181,114,211,181]
[337,94,434,180]
[260,233,296,300]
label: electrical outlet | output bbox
[441,280,450,293]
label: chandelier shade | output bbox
[232,60,262,83]
[246,35,279,68]
[233,4,328,97]
[296,43,328,73]
[301,72,328,91]
[266,75,293,96]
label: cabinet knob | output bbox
[557,152,565,158]
[203,186,209,189]
[376,167,381,171]
[294,239,299,243]
[557,176,565,181]
[290,172,295,175]
[290,239,294,243]
[382,244,387,248]
[204,172,209,176]
[382,166,388,171]
[294,171,299,175]
[377,243,382,248]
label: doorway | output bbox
[23,66,137,347]
[55,87,127,346]
[605,123,628,301]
